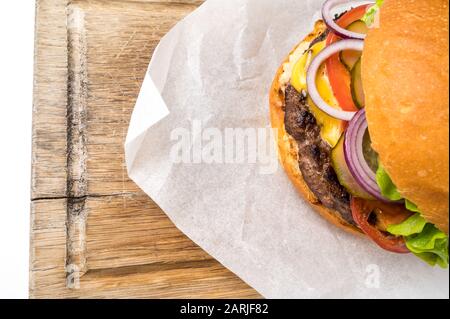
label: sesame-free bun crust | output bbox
[270,21,362,236]
[362,0,449,233]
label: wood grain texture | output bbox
[31,0,260,299]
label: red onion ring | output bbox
[344,110,396,202]
[322,0,374,39]
[306,39,363,121]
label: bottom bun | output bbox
[269,27,363,236]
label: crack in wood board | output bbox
[32,192,138,202]
[67,4,88,199]
[83,259,218,279]
[66,4,89,286]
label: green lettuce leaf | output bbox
[376,164,403,201]
[387,213,427,237]
[376,164,448,268]
[387,214,448,268]
[405,200,421,213]
[362,0,384,26]
[407,224,448,268]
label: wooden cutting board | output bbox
[31,0,260,299]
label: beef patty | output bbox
[284,84,355,225]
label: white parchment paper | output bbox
[125,0,449,298]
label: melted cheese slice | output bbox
[290,41,344,148]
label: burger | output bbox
[269,0,449,267]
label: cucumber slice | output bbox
[331,134,374,200]
[347,20,369,34]
[351,58,365,109]
[362,129,379,173]
[339,21,368,70]
[340,50,361,70]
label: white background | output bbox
[0,1,35,299]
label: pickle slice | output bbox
[351,58,365,109]
[340,50,361,70]
[362,129,379,173]
[347,20,369,34]
[331,134,373,200]
[339,20,368,70]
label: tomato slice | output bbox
[351,198,411,254]
[325,5,371,112]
